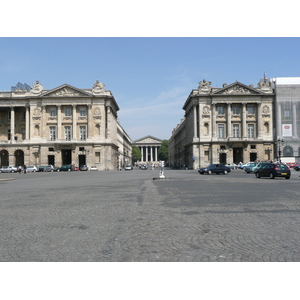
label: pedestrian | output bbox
[23,165,27,174]
[18,166,22,174]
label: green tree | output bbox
[132,145,141,163]
[158,140,169,162]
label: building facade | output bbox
[169,79,275,169]
[271,77,300,162]
[132,135,162,165]
[0,80,131,170]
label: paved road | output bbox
[1,168,300,261]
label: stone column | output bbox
[72,105,77,140]
[150,146,153,162]
[193,105,197,138]
[257,103,262,138]
[155,146,158,162]
[10,107,15,143]
[146,146,148,162]
[277,103,282,139]
[242,103,247,138]
[57,105,62,140]
[212,104,216,138]
[25,104,30,140]
[292,103,297,138]
[198,104,202,140]
[88,104,92,139]
[227,103,231,138]
[41,105,46,139]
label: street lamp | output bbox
[277,139,284,162]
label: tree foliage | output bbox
[158,140,169,162]
[132,145,141,163]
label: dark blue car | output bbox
[198,164,231,175]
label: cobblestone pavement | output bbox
[1,168,300,261]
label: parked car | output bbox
[254,163,291,179]
[26,166,38,172]
[198,164,231,175]
[38,165,54,172]
[244,162,257,173]
[79,165,88,171]
[226,163,238,169]
[0,166,18,173]
[90,166,98,171]
[252,162,269,173]
[125,164,132,170]
[293,165,300,171]
[57,165,74,172]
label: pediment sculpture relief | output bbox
[198,79,212,94]
[221,85,252,94]
[46,87,83,97]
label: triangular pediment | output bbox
[212,82,262,95]
[133,135,163,144]
[42,84,92,97]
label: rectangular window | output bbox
[233,124,239,138]
[284,110,290,118]
[8,129,11,140]
[232,105,239,114]
[251,144,256,149]
[49,147,54,152]
[80,126,86,140]
[247,105,254,115]
[218,124,225,138]
[80,107,87,117]
[50,107,57,117]
[65,126,71,141]
[50,126,56,140]
[65,107,71,116]
[217,105,224,115]
[95,152,101,162]
[248,124,255,138]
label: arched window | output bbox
[204,123,209,135]
[34,125,40,136]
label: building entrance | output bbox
[78,154,86,167]
[233,147,243,164]
[48,155,55,166]
[61,149,72,165]
[219,153,227,164]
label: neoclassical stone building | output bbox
[0,81,131,170]
[169,79,275,169]
[133,135,162,164]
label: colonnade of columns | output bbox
[193,102,266,139]
[6,103,106,143]
[139,145,160,162]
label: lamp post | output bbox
[277,139,284,163]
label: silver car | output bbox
[0,166,18,173]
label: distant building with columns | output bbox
[169,79,275,169]
[132,135,162,164]
[0,81,131,170]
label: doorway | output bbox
[15,150,24,166]
[233,147,243,164]
[219,153,227,164]
[250,153,257,162]
[78,154,86,167]
[48,155,55,166]
[61,149,72,165]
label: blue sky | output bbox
[1,37,300,141]
[1,0,300,142]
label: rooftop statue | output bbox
[198,79,212,94]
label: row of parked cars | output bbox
[198,161,297,179]
[0,165,98,173]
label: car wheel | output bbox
[208,170,212,175]
[270,172,275,179]
[224,170,228,175]
[285,176,290,179]
[255,172,260,178]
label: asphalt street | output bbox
[1,167,300,262]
